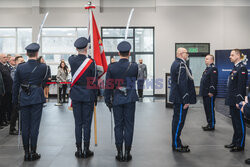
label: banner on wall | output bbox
[215,49,250,98]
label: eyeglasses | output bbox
[181,52,189,55]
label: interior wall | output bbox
[0,5,250,94]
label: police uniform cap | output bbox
[25,43,40,53]
[74,37,89,49]
[117,41,131,53]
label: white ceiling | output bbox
[1,0,250,8]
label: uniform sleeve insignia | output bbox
[213,71,217,73]
[242,72,246,74]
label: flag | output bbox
[91,11,108,78]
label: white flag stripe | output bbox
[72,58,91,84]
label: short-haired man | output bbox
[68,37,97,159]
[224,49,248,152]
[13,43,47,161]
[200,54,218,131]
[104,41,138,161]
[9,55,24,135]
[137,58,147,99]
[0,53,12,126]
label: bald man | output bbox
[137,59,147,98]
[169,48,196,152]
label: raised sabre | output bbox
[37,12,49,43]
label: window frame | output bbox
[101,27,155,96]
[0,27,32,54]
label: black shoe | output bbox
[1,122,8,126]
[245,158,250,164]
[181,144,189,149]
[116,145,123,162]
[224,143,235,148]
[202,125,215,131]
[230,146,244,152]
[9,129,19,135]
[23,145,30,161]
[173,147,190,153]
[75,143,82,158]
[124,146,132,162]
[30,146,41,161]
[82,142,94,158]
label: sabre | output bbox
[94,105,97,146]
[36,12,49,44]
[125,8,134,40]
[18,109,21,149]
[109,107,113,143]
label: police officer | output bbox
[68,37,97,158]
[104,41,138,162]
[224,49,247,152]
[240,86,250,164]
[12,43,47,161]
[169,47,196,153]
[200,54,218,131]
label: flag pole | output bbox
[85,0,98,147]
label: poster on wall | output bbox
[215,49,250,98]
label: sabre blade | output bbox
[125,8,134,40]
[37,12,49,44]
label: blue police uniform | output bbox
[199,63,218,129]
[242,92,250,164]
[169,58,196,151]
[225,61,247,150]
[242,93,250,119]
[104,41,138,162]
[12,43,47,161]
[68,37,97,158]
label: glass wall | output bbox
[41,28,87,75]
[175,43,210,87]
[102,27,154,95]
[0,28,32,60]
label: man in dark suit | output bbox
[169,47,197,153]
[199,54,218,131]
[12,43,47,161]
[104,41,138,162]
[9,56,24,135]
[68,37,97,159]
[0,69,5,129]
[0,53,13,126]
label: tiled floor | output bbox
[0,97,250,167]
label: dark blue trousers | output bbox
[230,106,245,147]
[203,96,216,127]
[21,104,43,147]
[72,101,94,144]
[137,79,145,98]
[172,103,188,148]
[113,102,136,147]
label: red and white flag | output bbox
[89,11,108,78]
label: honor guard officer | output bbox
[224,49,248,152]
[68,37,97,159]
[200,54,218,131]
[104,41,138,162]
[12,43,47,161]
[169,47,196,153]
